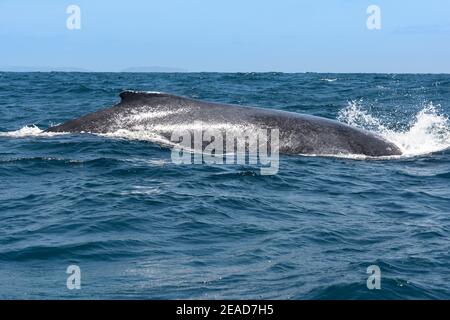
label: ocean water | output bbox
[0,72,449,299]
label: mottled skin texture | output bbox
[46,91,402,156]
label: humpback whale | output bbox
[46,91,402,157]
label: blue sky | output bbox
[0,0,449,72]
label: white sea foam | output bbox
[0,125,43,137]
[338,101,450,157]
[0,125,68,138]
[120,185,162,196]
[321,78,338,82]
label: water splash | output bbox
[0,125,44,137]
[0,125,70,138]
[338,101,450,156]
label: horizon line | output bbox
[1,70,450,75]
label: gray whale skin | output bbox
[46,91,402,157]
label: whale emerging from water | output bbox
[46,91,402,157]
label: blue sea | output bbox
[0,72,449,299]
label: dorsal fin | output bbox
[119,91,173,103]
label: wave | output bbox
[338,101,450,157]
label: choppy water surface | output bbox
[0,72,449,299]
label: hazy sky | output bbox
[1,0,449,72]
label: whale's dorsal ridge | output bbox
[119,91,177,104]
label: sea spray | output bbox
[338,101,450,156]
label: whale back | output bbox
[46,91,402,156]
